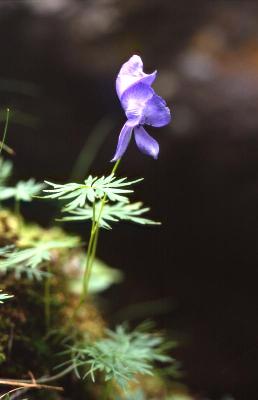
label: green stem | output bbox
[0,108,10,155]
[101,380,113,400]
[83,220,100,295]
[82,159,121,298]
[14,199,23,232]
[70,159,121,325]
[0,387,24,399]
[45,263,51,332]
[82,201,96,298]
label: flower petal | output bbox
[111,123,133,162]
[116,55,157,100]
[143,94,171,127]
[134,125,159,159]
[121,82,154,126]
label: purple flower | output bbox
[112,55,171,161]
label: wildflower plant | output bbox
[0,56,175,398]
[41,55,170,300]
[34,55,173,393]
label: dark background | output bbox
[1,1,258,398]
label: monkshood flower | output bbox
[112,55,171,161]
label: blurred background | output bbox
[0,0,258,398]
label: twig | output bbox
[0,379,63,392]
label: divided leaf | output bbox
[42,175,143,210]
[0,179,44,202]
[58,324,173,391]
[59,201,160,229]
[0,238,79,280]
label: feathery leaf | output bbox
[59,201,160,229]
[42,175,143,210]
[0,179,44,202]
[57,324,173,390]
[0,238,79,280]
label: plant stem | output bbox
[44,263,51,332]
[0,108,10,155]
[101,380,113,400]
[81,201,96,298]
[82,159,121,298]
[14,199,23,232]
[70,159,121,324]
[83,221,100,295]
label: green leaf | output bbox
[60,201,160,229]
[0,290,13,304]
[0,157,13,185]
[42,175,143,210]
[58,324,173,391]
[0,187,16,200]
[0,238,79,280]
[0,246,14,258]
[0,179,44,202]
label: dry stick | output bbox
[0,380,63,392]
[0,365,74,387]
[0,142,14,155]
